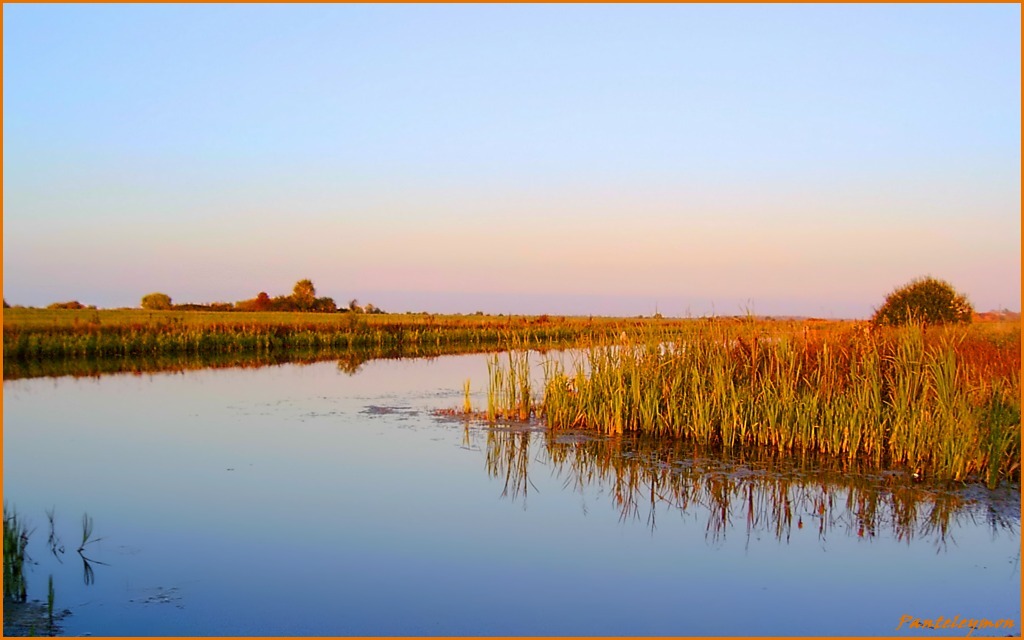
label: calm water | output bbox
[3,353,1020,636]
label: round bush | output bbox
[872,276,973,326]
[141,292,173,311]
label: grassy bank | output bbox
[486,320,1021,487]
[2,308,677,363]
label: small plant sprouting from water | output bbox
[79,512,100,552]
[463,378,472,414]
[47,574,55,623]
[3,506,99,636]
[75,511,108,587]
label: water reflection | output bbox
[42,510,107,586]
[3,508,98,636]
[3,343,504,380]
[5,353,1019,635]
[485,427,539,503]
[79,553,101,587]
[484,427,1020,548]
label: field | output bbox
[2,308,664,361]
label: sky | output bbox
[3,4,1020,318]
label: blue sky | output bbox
[3,4,1020,317]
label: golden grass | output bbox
[485,319,1020,487]
[3,308,674,361]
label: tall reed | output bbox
[486,350,534,421]
[3,504,31,602]
[491,321,1020,486]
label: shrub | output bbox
[47,301,86,310]
[312,296,337,313]
[872,276,973,326]
[253,292,272,311]
[141,292,173,310]
[270,295,297,311]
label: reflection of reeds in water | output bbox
[498,321,1019,487]
[3,506,79,636]
[485,427,538,504]
[484,429,1019,547]
[5,340,548,381]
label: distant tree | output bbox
[364,303,384,314]
[348,298,361,313]
[47,301,86,310]
[172,302,230,311]
[254,292,272,311]
[292,279,316,311]
[2,299,9,309]
[141,292,173,310]
[872,276,973,326]
[312,296,337,313]
[237,292,274,312]
[270,295,296,311]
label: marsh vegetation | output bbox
[2,308,666,364]
[483,320,1020,488]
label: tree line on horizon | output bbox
[140,279,384,314]
[0,279,382,315]
[3,277,1019,324]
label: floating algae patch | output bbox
[129,585,185,609]
[361,404,421,420]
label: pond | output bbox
[3,353,1020,636]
